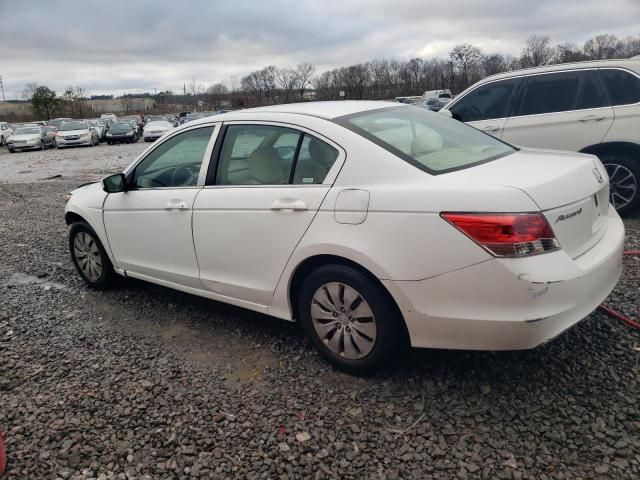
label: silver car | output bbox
[142,120,174,141]
[7,125,55,152]
[55,120,99,148]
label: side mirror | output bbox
[102,173,127,193]
[438,109,453,119]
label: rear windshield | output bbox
[336,106,515,174]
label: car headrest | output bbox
[249,146,284,184]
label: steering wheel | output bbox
[171,165,199,186]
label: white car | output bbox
[0,122,13,146]
[142,120,174,142]
[441,59,640,214]
[64,101,624,374]
[6,125,56,152]
[56,120,99,148]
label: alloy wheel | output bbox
[605,163,637,211]
[310,282,377,359]
[73,232,103,281]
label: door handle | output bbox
[579,115,605,122]
[481,125,500,132]
[164,199,189,210]
[270,198,308,211]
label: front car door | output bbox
[192,122,344,307]
[447,77,522,138]
[103,124,218,288]
[501,69,615,151]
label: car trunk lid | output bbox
[446,148,610,258]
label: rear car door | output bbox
[502,70,614,151]
[599,67,640,144]
[192,123,344,306]
[447,77,521,137]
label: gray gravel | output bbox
[0,145,639,479]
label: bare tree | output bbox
[450,44,483,89]
[207,83,228,110]
[482,54,508,76]
[555,42,586,63]
[294,63,315,100]
[22,82,39,100]
[584,34,621,59]
[275,67,298,102]
[520,34,555,68]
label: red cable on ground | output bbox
[0,431,6,476]
[596,250,639,330]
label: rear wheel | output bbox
[297,264,407,375]
[40,140,45,150]
[69,222,116,289]
[601,153,639,215]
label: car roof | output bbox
[483,58,640,83]
[187,100,401,127]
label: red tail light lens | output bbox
[441,212,560,257]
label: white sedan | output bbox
[64,101,624,374]
[142,120,174,142]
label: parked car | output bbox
[6,125,55,152]
[100,113,118,122]
[89,120,107,142]
[142,120,173,141]
[64,101,623,374]
[105,121,139,144]
[423,89,452,100]
[441,59,640,214]
[423,97,450,111]
[0,122,14,146]
[55,120,99,148]
[47,118,73,132]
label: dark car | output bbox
[105,121,139,144]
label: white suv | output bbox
[442,59,640,214]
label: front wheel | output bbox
[297,265,407,375]
[69,222,116,289]
[601,153,639,215]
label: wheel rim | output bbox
[310,282,377,360]
[73,232,103,281]
[605,163,637,210]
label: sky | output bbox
[0,0,638,99]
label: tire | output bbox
[40,140,45,151]
[0,136,4,146]
[69,222,116,290]
[8,147,15,153]
[297,264,407,375]
[600,153,640,215]
[107,141,112,145]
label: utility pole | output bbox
[0,76,5,101]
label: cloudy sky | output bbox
[1,0,638,99]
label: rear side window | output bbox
[449,78,520,122]
[599,69,640,106]
[577,70,609,110]
[518,71,581,116]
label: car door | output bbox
[599,67,640,144]
[192,122,344,306]
[501,70,614,151]
[103,124,218,288]
[446,77,522,138]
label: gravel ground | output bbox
[0,145,639,479]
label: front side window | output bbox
[337,106,515,174]
[132,126,214,188]
[449,78,520,122]
[517,71,581,116]
[599,68,640,106]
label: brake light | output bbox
[441,212,560,257]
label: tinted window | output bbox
[292,135,339,184]
[577,71,608,109]
[216,125,301,185]
[339,106,515,174]
[599,69,640,106]
[518,72,580,116]
[449,78,520,122]
[133,127,213,188]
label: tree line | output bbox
[19,32,640,118]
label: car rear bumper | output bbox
[385,205,625,350]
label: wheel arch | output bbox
[65,211,86,225]
[287,254,410,342]
[580,141,640,161]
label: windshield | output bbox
[111,122,132,129]
[59,121,88,131]
[15,127,40,135]
[336,106,515,174]
[48,119,68,127]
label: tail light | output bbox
[441,212,560,257]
